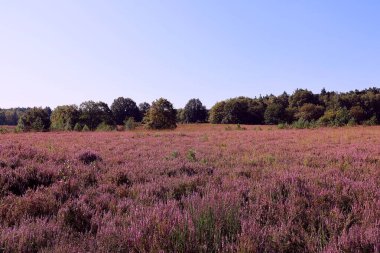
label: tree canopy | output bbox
[144,98,177,129]
[111,97,141,125]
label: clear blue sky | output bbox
[1,1,379,109]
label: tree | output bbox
[0,111,5,125]
[50,105,80,131]
[289,89,316,108]
[209,101,226,124]
[16,107,51,132]
[183,99,207,123]
[111,97,141,125]
[144,98,177,129]
[79,101,114,130]
[295,103,325,121]
[176,108,185,123]
[264,103,285,124]
[349,105,366,123]
[139,102,150,119]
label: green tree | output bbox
[139,102,150,119]
[209,101,226,124]
[289,89,316,108]
[144,98,177,129]
[0,111,5,125]
[264,103,285,124]
[295,103,325,121]
[79,101,114,130]
[50,105,80,131]
[111,97,141,125]
[16,107,51,132]
[349,105,366,123]
[183,98,207,123]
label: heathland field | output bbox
[0,125,379,252]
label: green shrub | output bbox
[73,123,82,132]
[125,117,137,130]
[363,116,377,126]
[82,125,90,132]
[187,149,197,162]
[96,122,114,132]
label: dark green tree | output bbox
[16,107,51,132]
[264,103,285,124]
[50,105,80,131]
[79,101,114,130]
[144,98,177,129]
[295,103,325,121]
[289,89,317,108]
[111,97,141,125]
[139,102,150,119]
[183,98,207,123]
[209,101,226,124]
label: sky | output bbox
[0,1,379,109]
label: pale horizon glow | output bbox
[0,1,379,109]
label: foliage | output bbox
[124,117,137,130]
[111,97,141,125]
[82,125,90,132]
[289,88,317,108]
[144,98,177,129]
[50,105,80,131]
[16,107,51,132]
[318,108,351,126]
[73,123,82,132]
[295,103,325,121]
[138,102,151,119]
[96,122,115,132]
[183,98,208,123]
[79,101,114,130]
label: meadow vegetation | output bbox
[0,125,379,252]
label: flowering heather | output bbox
[0,125,379,252]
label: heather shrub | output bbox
[114,171,133,187]
[189,196,241,252]
[77,150,102,165]
[0,166,55,196]
[0,219,59,253]
[0,190,58,226]
[58,200,93,233]
[0,125,379,251]
[172,181,199,200]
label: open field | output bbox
[0,125,379,252]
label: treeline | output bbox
[0,87,379,132]
[209,87,380,127]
